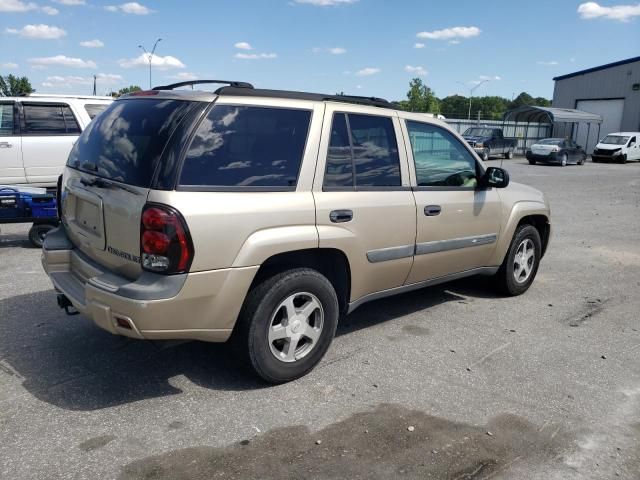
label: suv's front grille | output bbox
[594,148,620,156]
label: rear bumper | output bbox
[526,152,559,163]
[41,227,258,342]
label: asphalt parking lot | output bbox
[1,158,639,479]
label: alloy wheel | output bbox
[513,239,535,284]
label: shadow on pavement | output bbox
[0,276,501,411]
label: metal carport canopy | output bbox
[503,105,602,124]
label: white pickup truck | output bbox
[0,94,112,187]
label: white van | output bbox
[592,132,640,163]
[0,94,112,187]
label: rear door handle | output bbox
[424,205,441,216]
[330,209,353,223]
[0,142,13,148]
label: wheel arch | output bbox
[490,203,550,265]
[248,248,352,315]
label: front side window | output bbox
[323,113,401,189]
[0,103,14,135]
[23,103,80,135]
[180,105,311,189]
[407,120,478,188]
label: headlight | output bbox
[613,150,621,155]
[476,142,484,148]
[551,147,559,152]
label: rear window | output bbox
[84,103,109,120]
[538,139,563,145]
[179,105,311,189]
[67,99,195,187]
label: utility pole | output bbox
[92,75,96,96]
[138,38,162,89]
[456,79,490,120]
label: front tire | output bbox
[493,224,542,296]
[528,159,536,165]
[482,148,490,161]
[235,268,339,383]
[560,154,568,167]
[28,223,56,248]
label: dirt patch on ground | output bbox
[119,404,569,480]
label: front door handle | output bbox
[0,142,13,148]
[424,205,442,216]
[330,209,353,223]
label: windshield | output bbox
[537,139,563,145]
[463,128,494,137]
[601,135,630,145]
[67,98,196,187]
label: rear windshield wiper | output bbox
[79,176,140,196]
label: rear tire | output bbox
[493,224,542,296]
[504,148,514,159]
[482,149,490,161]
[234,268,339,383]
[28,223,55,248]
[578,155,585,165]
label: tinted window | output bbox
[323,113,401,188]
[0,103,13,135]
[539,139,563,145]
[23,104,67,134]
[68,99,195,187]
[85,103,108,120]
[180,105,311,188]
[62,106,81,134]
[407,121,478,188]
[324,113,353,187]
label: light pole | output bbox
[138,38,162,89]
[468,79,490,120]
[457,79,490,120]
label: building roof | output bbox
[503,105,602,124]
[553,56,640,81]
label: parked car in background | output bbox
[462,127,518,161]
[526,138,587,166]
[591,132,640,163]
[42,80,551,383]
[0,94,112,188]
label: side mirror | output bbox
[480,167,510,189]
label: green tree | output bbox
[509,92,534,109]
[0,74,35,96]
[533,96,551,107]
[110,85,142,97]
[405,77,438,113]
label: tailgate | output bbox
[61,168,149,280]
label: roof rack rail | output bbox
[152,79,254,91]
[326,94,393,108]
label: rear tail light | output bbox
[140,204,194,274]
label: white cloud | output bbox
[448,40,460,45]
[6,24,67,39]
[1,62,19,68]
[53,0,85,4]
[416,26,481,41]
[168,71,199,80]
[405,65,428,76]
[0,0,36,12]
[479,75,501,80]
[105,2,152,15]
[119,53,185,69]
[41,73,123,88]
[80,39,104,48]
[29,54,97,68]
[356,67,380,76]
[414,42,425,49]
[234,41,252,50]
[234,52,277,60]
[537,60,559,66]
[356,84,362,89]
[293,0,357,5]
[313,47,347,54]
[41,5,58,14]
[578,2,640,21]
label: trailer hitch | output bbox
[57,294,79,316]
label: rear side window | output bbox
[68,99,196,187]
[23,104,80,135]
[324,113,401,189]
[179,105,311,189]
[84,103,108,120]
[0,103,14,135]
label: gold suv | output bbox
[42,80,551,383]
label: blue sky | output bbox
[1,0,639,100]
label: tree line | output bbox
[1,74,551,120]
[395,78,551,120]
